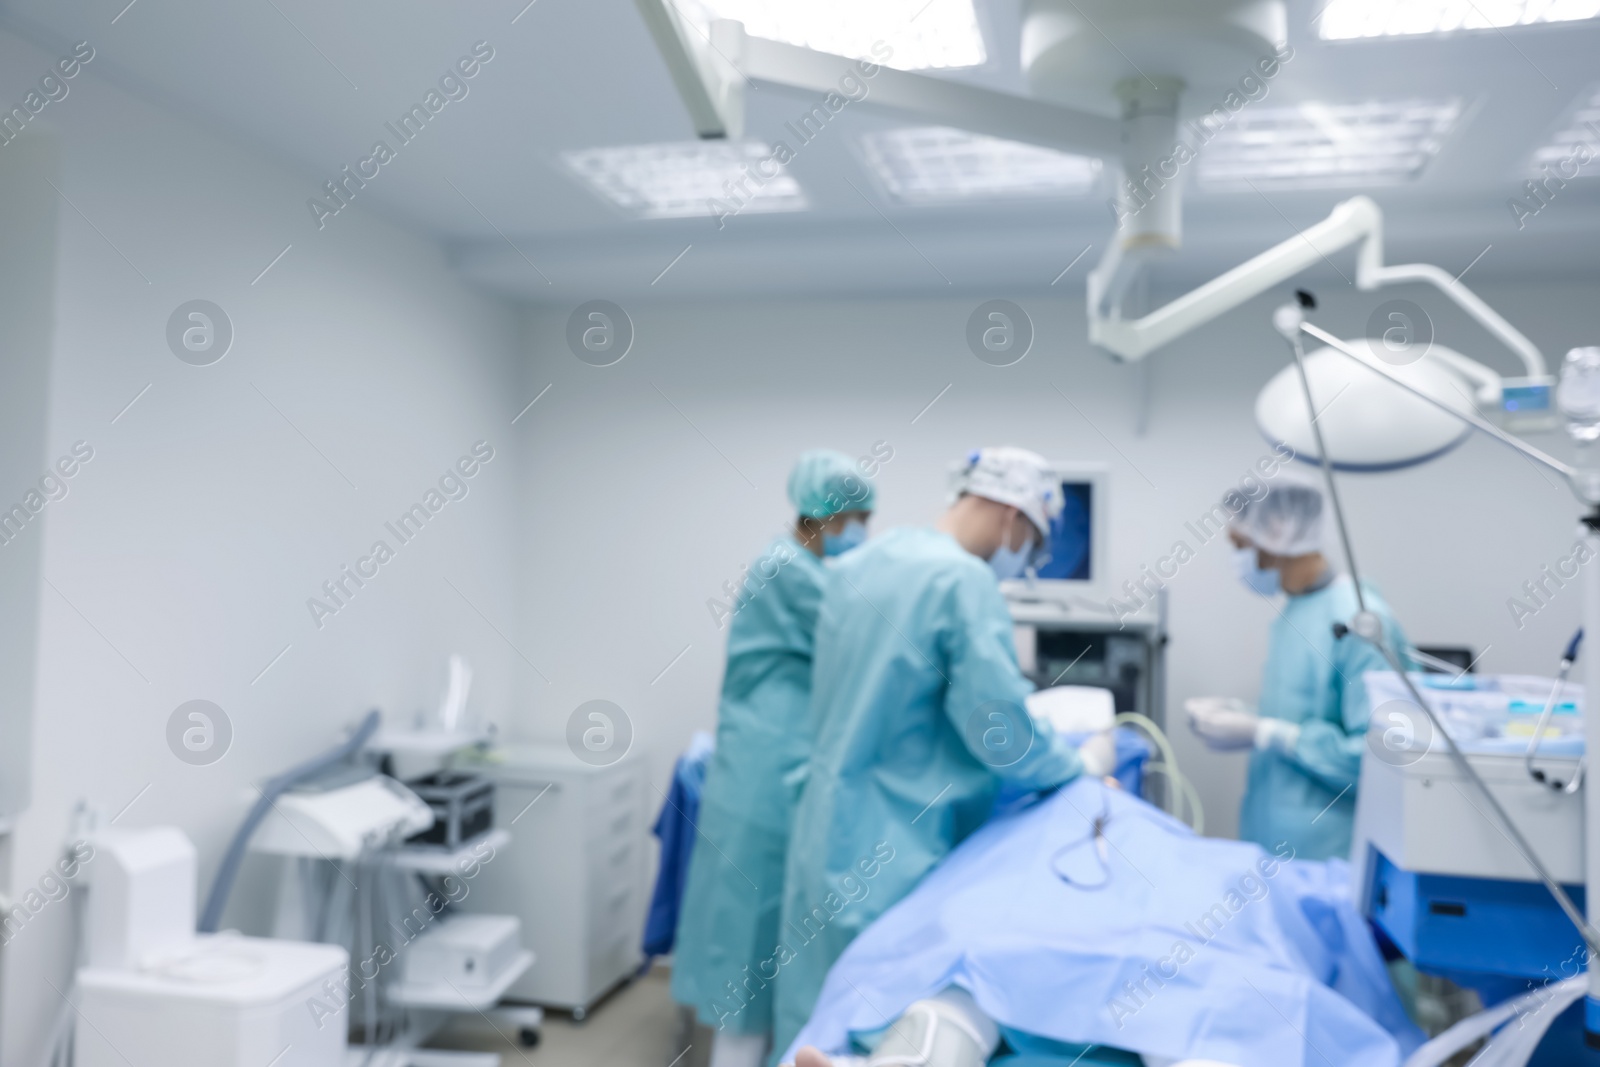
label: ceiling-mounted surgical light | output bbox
[1255,338,1479,471]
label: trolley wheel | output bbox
[519,1028,541,1048]
[572,1006,588,1023]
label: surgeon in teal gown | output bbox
[672,451,876,1066]
[1186,473,1405,861]
[770,448,1117,1061]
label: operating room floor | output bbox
[429,964,711,1067]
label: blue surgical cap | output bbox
[788,449,875,520]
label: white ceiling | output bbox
[4,0,1597,302]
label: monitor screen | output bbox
[1036,479,1093,581]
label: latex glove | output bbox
[1254,717,1302,754]
[1077,729,1117,778]
[1185,696,1258,751]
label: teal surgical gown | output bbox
[671,537,827,1034]
[1240,574,1404,862]
[770,528,1086,1058]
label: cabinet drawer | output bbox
[589,773,637,815]
[585,773,638,833]
[586,805,635,845]
[588,883,640,949]
[588,837,638,885]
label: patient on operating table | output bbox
[781,777,1423,1067]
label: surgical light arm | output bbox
[633,5,1123,156]
[1090,196,1548,390]
[636,8,1549,395]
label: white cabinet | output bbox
[461,744,648,1016]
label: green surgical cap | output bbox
[788,449,876,519]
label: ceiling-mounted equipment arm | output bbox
[634,0,745,138]
[634,3,1123,158]
[1090,195,1548,383]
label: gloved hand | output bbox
[1254,717,1302,754]
[1077,729,1117,778]
[1185,696,1259,751]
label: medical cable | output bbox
[1285,307,1600,952]
[1050,793,1114,890]
[198,709,381,933]
[1285,291,1368,615]
[1526,628,1585,793]
[1113,711,1204,833]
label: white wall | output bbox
[0,29,523,1066]
[514,278,1596,845]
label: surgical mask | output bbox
[823,519,867,557]
[989,536,1034,581]
[1232,546,1281,596]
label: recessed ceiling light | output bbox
[860,127,1101,202]
[678,0,987,70]
[1531,84,1600,175]
[1318,0,1600,40]
[561,141,808,219]
[1196,100,1461,189]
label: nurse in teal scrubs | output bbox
[672,450,874,1067]
[1186,473,1405,861]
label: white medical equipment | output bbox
[251,775,436,859]
[183,707,535,1066]
[1025,685,1115,735]
[74,827,348,1067]
[457,743,648,1020]
[1351,673,1586,887]
[394,915,525,999]
[1011,594,1192,826]
[370,652,497,780]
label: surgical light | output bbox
[1196,100,1460,189]
[675,0,987,70]
[561,141,808,219]
[859,127,1101,203]
[1255,338,1478,471]
[1318,0,1600,40]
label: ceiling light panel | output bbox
[1196,100,1461,189]
[1319,0,1600,40]
[562,141,807,219]
[679,0,987,70]
[860,127,1101,202]
[1531,84,1600,174]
